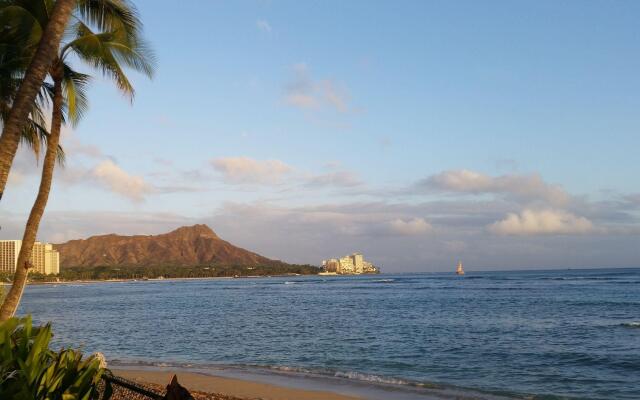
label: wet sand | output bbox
[113,368,363,400]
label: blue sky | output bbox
[3,1,640,271]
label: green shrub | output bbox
[0,316,106,400]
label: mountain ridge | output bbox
[54,224,281,268]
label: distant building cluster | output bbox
[322,253,379,275]
[0,240,60,275]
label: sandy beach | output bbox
[113,369,363,400]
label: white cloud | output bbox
[420,169,570,206]
[256,19,272,33]
[209,201,620,270]
[210,156,362,189]
[3,196,637,271]
[5,137,155,202]
[6,143,53,188]
[305,170,362,188]
[388,218,433,235]
[61,129,105,159]
[489,209,594,235]
[91,160,152,202]
[427,169,493,192]
[211,157,292,185]
[283,63,350,113]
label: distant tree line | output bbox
[0,263,321,283]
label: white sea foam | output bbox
[268,365,313,374]
[266,365,420,387]
[334,370,411,386]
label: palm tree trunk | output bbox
[0,76,64,321]
[0,0,74,202]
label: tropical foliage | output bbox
[0,316,107,400]
[0,0,63,165]
[0,0,147,198]
[0,0,154,321]
[0,263,322,282]
[0,0,75,199]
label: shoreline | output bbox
[2,276,234,286]
[111,364,518,400]
[6,272,384,286]
[4,273,316,286]
[113,368,363,400]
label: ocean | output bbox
[17,268,640,399]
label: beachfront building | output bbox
[0,240,60,275]
[322,253,379,275]
[0,240,21,273]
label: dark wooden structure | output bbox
[99,372,194,400]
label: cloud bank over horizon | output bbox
[3,146,639,271]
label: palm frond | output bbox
[63,21,155,99]
[61,62,90,125]
[20,119,66,166]
[74,0,141,40]
[35,81,53,108]
[0,4,43,48]
[19,118,41,159]
[107,35,155,78]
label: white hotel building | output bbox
[0,240,60,275]
[322,253,379,275]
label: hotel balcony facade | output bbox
[0,240,60,275]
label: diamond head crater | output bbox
[38,224,321,281]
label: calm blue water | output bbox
[17,268,640,399]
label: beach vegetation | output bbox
[0,315,107,400]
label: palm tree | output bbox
[1,84,63,164]
[0,0,75,201]
[0,11,154,321]
[0,0,143,202]
[0,7,62,163]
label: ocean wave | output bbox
[107,359,563,398]
[267,365,313,373]
[537,276,618,281]
[333,370,415,386]
[117,360,438,391]
[154,362,171,367]
[621,322,640,328]
[264,365,435,388]
[111,359,175,368]
[283,279,337,285]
